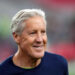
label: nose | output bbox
[36,33,43,43]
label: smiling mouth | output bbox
[33,45,43,47]
[32,45,44,50]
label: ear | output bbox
[12,32,20,44]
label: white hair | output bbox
[11,9,46,35]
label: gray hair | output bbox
[11,9,46,35]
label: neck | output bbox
[13,49,41,68]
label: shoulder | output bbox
[0,56,13,70]
[45,51,67,61]
[44,51,68,66]
[0,56,15,74]
[43,52,68,75]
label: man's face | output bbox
[19,16,47,59]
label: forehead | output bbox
[24,16,46,30]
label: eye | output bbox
[41,30,46,34]
[30,31,36,34]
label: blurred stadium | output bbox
[0,0,75,75]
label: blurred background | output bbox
[0,0,75,75]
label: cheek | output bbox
[21,37,34,46]
[43,35,47,44]
[19,36,28,46]
[21,38,27,44]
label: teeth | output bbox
[33,45,43,46]
[33,46,43,49]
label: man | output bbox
[0,9,68,75]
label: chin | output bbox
[32,51,45,59]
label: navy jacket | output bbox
[0,52,68,75]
